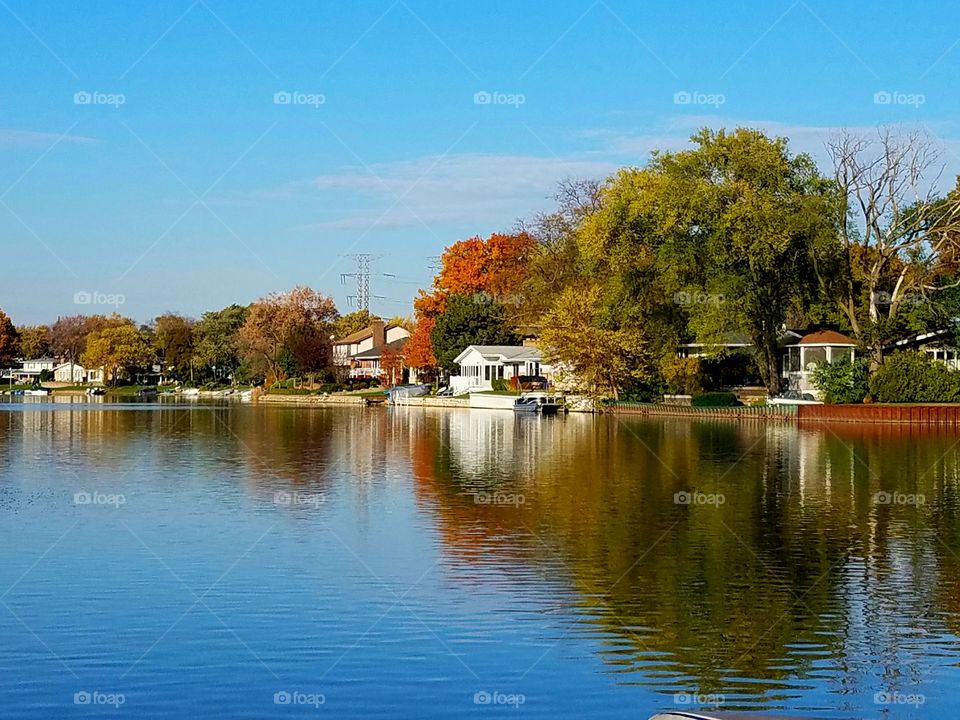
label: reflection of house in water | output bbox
[442,410,574,484]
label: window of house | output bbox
[485,365,490,381]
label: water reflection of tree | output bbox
[403,411,960,703]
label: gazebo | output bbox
[782,330,857,397]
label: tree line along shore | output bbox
[3,126,960,405]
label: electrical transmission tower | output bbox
[341,253,379,311]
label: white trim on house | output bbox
[451,345,549,394]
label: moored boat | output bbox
[513,392,561,415]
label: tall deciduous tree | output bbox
[405,232,533,371]
[81,323,152,386]
[17,325,51,359]
[333,310,372,339]
[517,179,599,324]
[576,128,834,393]
[239,287,338,385]
[154,313,195,380]
[194,304,248,380]
[540,285,650,400]
[821,129,960,369]
[0,309,20,368]
[430,294,518,372]
[49,315,89,365]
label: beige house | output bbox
[53,362,105,385]
[331,320,410,381]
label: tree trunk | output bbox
[755,339,782,395]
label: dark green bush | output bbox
[811,358,869,404]
[691,391,741,407]
[869,351,960,403]
[491,377,509,392]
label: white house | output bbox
[52,362,106,384]
[451,345,549,394]
[5,358,56,382]
[782,330,856,397]
[54,362,86,383]
[885,329,960,370]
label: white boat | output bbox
[24,388,51,396]
[182,388,200,397]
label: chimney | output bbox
[371,319,385,348]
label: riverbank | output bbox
[609,401,797,421]
[608,401,960,425]
[255,393,367,406]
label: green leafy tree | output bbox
[430,294,518,372]
[573,129,837,394]
[333,310,371,338]
[811,358,869,404]
[194,304,248,382]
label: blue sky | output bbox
[2,0,959,324]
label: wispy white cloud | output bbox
[298,153,618,230]
[0,128,96,150]
[240,116,960,234]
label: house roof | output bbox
[54,362,83,371]
[454,345,542,364]
[352,337,408,359]
[679,331,753,348]
[334,321,400,345]
[886,328,954,350]
[797,330,856,346]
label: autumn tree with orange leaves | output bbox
[404,232,533,372]
[240,286,339,386]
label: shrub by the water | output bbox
[869,351,960,403]
[691,391,741,407]
[811,358,869,404]
[491,378,509,392]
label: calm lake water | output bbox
[1,399,958,718]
